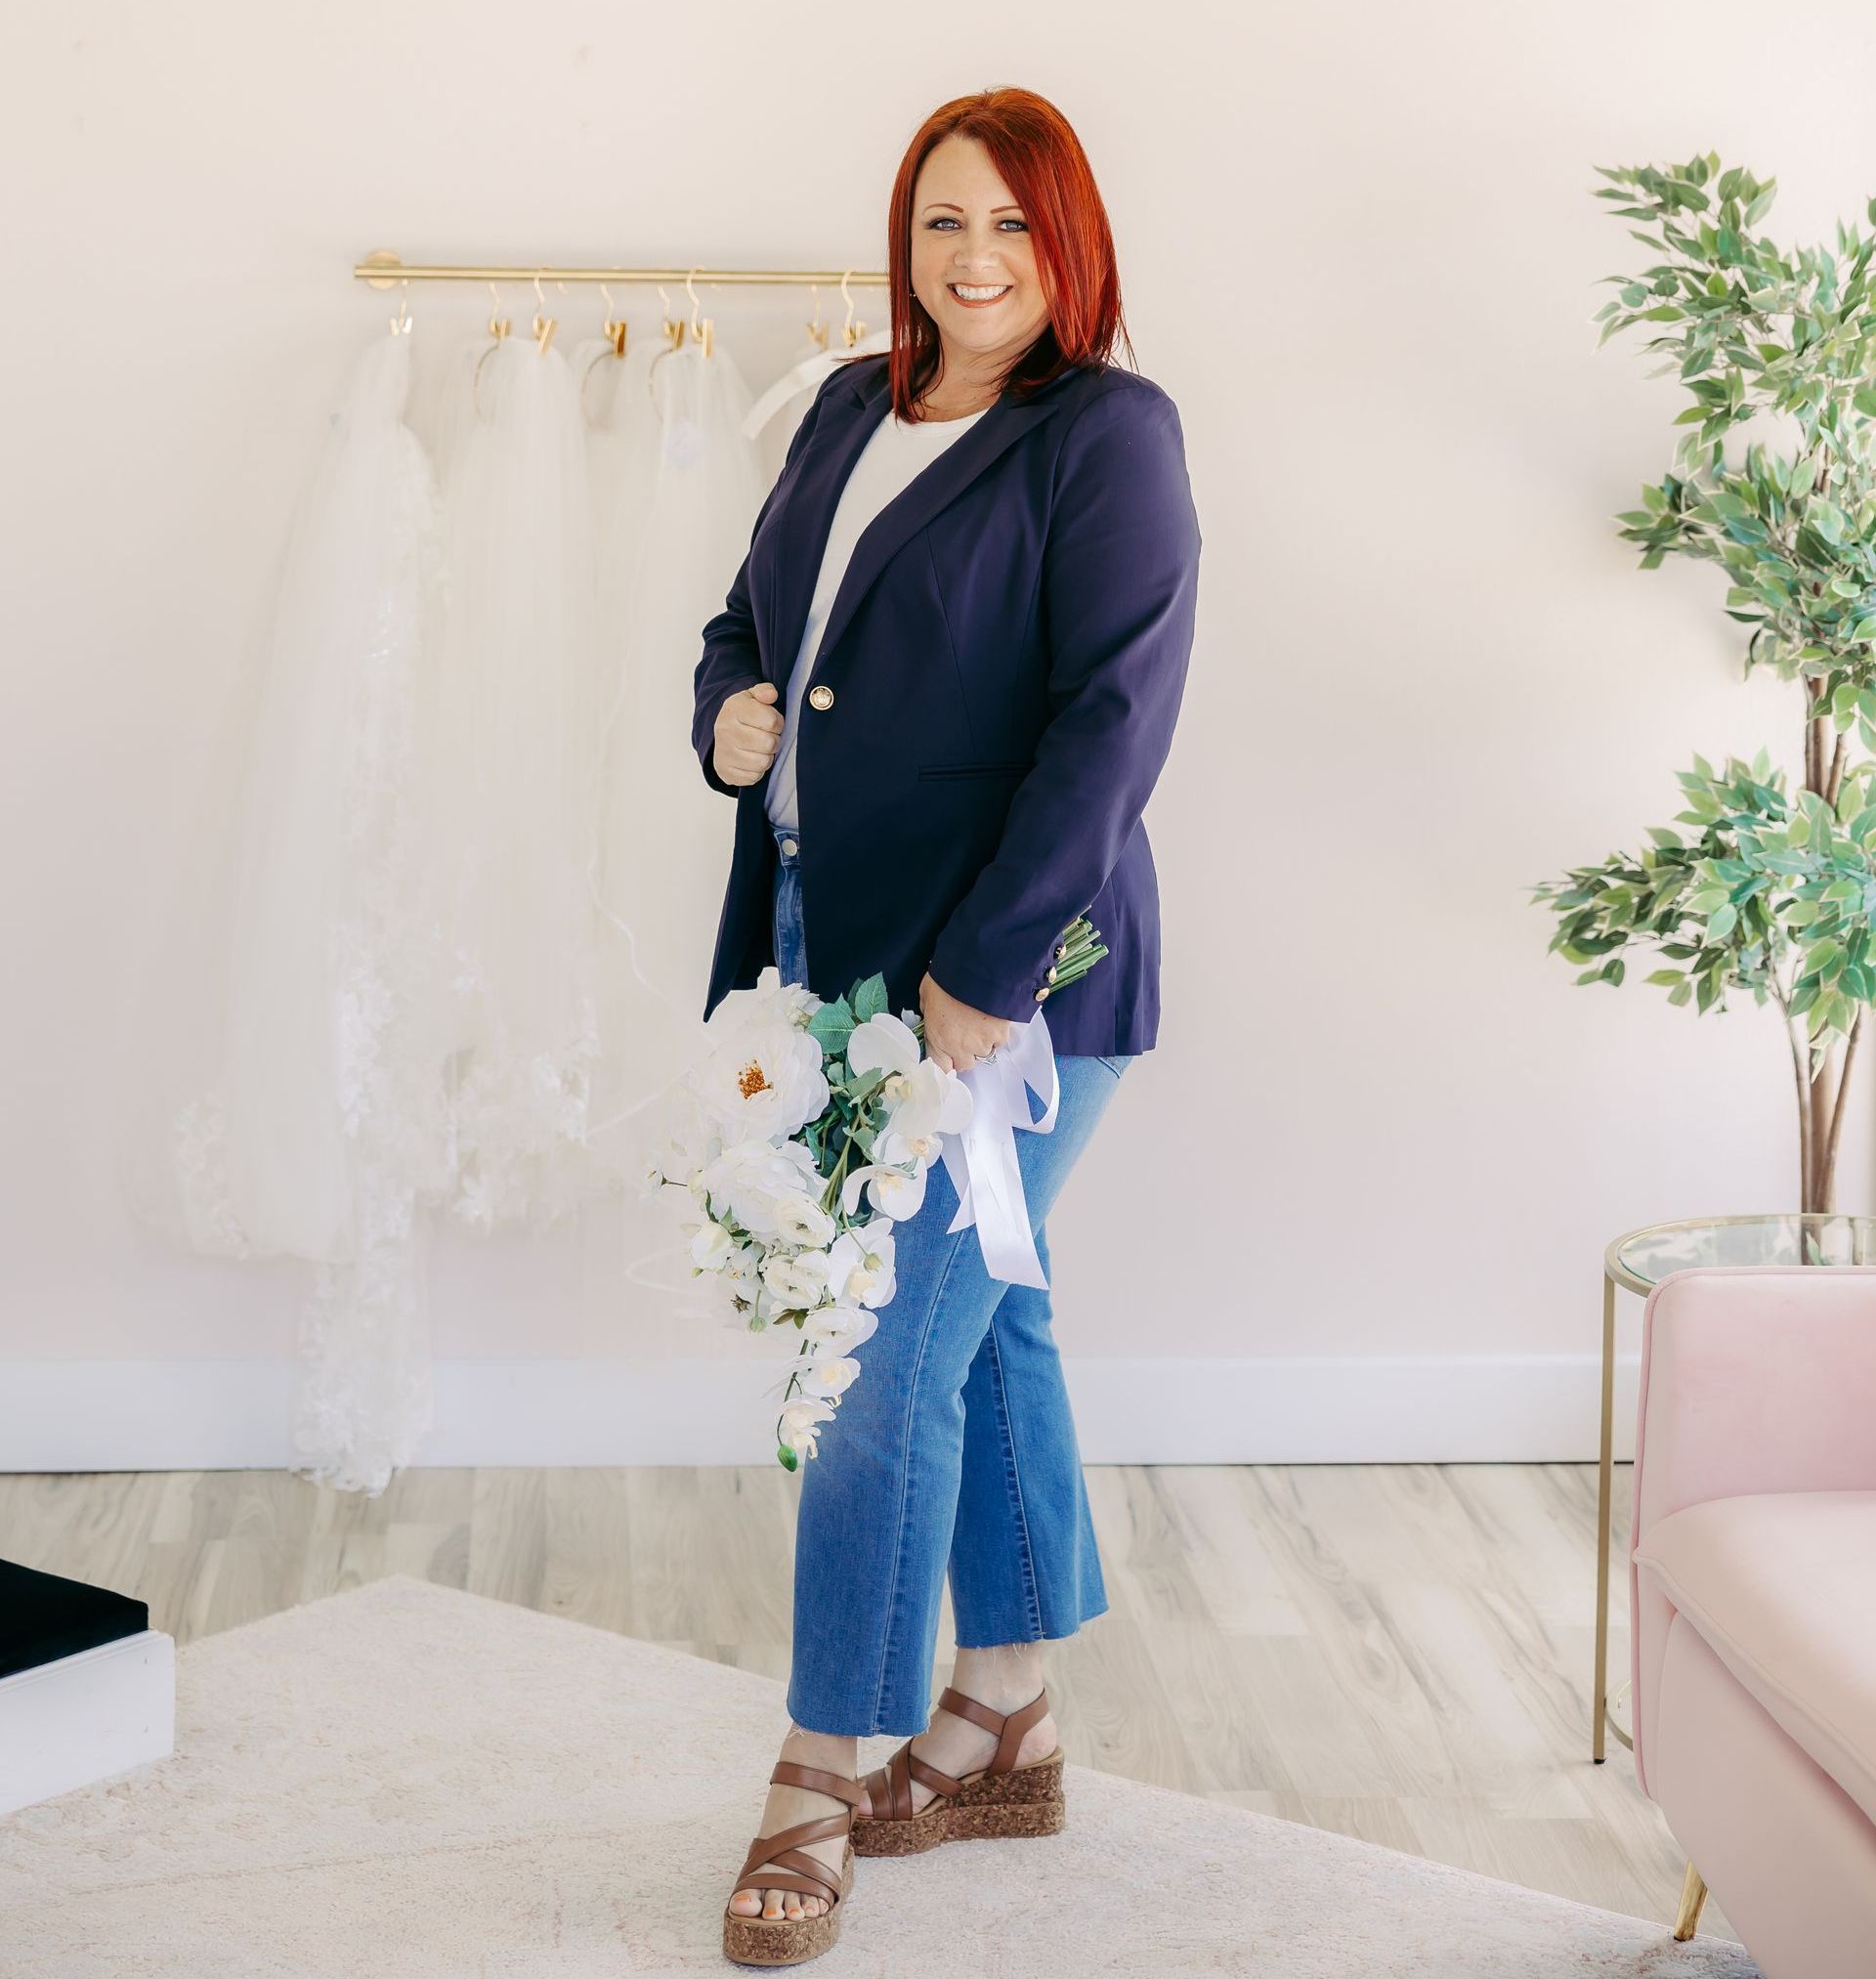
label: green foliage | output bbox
[1592,151,1876,706]
[1530,749,1876,1074]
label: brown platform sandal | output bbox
[849,1684,1066,1857]
[721,1758,865,1968]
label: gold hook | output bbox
[487,280,510,341]
[657,283,686,351]
[839,269,866,348]
[686,266,712,356]
[532,272,557,353]
[599,280,627,357]
[805,281,830,352]
[389,278,412,336]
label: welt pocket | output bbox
[916,760,1034,781]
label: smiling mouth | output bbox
[949,282,1011,306]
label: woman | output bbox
[696,86,1201,1966]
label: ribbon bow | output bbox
[939,1008,1058,1289]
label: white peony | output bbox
[690,980,830,1142]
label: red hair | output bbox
[869,87,1134,418]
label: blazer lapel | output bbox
[761,355,1076,692]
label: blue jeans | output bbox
[771,821,1137,1734]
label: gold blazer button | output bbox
[1034,985,1050,1001]
[808,684,834,710]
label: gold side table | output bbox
[1593,1211,1876,1762]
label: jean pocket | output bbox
[1092,1053,1136,1078]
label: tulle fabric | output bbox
[118,317,779,1487]
[426,329,613,1231]
[115,327,452,1493]
[587,337,765,1168]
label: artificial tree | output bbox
[1534,152,1876,1214]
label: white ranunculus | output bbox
[702,1137,824,1239]
[771,1191,836,1248]
[688,1219,734,1272]
[761,1247,832,1311]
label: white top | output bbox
[765,404,990,836]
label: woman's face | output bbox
[910,134,1051,382]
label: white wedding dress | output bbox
[425,327,614,1231]
[116,325,452,1493]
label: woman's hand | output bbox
[711,680,784,787]
[918,969,1013,1074]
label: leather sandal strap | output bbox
[906,1746,967,1798]
[739,1811,850,1881]
[860,1736,968,1821]
[936,1684,1050,1775]
[769,1758,867,1807]
[732,1864,840,1906]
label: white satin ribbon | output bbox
[939,1008,1058,1289]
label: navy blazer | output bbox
[690,349,1201,1057]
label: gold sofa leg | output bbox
[1672,1860,1709,1941]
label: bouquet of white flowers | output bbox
[644,916,1107,1467]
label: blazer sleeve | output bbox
[924,380,1202,1020]
[691,368,843,796]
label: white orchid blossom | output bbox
[825,1220,898,1309]
[780,1397,838,1459]
[839,1158,928,1222]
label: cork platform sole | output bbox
[850,1746,1066,1856]
[721,1839,854,1967]
[723,1757,865,1968]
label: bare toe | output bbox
[728,1890,760,1917]
[762,1887,787,1919]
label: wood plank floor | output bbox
[0,1458,1740,1948]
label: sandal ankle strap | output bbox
[935,1684,1050,1775]
[769,1758,868,1807]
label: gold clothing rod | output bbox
[357,250,888,289]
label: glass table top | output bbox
[1607,1212,1876,1291]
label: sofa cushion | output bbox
[1633,1490,1876,1828]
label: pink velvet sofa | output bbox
[1629,1262,1876,1977]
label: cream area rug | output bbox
[0,1575,1758,1978]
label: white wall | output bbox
[5,0,1868,1465]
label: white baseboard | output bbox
[0,1354,1640,1472]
